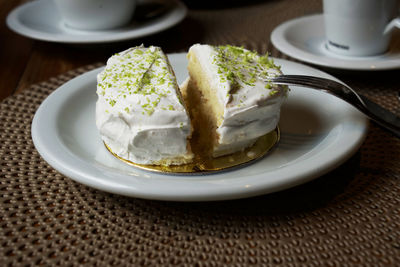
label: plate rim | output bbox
[6,0,187,44]
[271,14,400,71]
[31,53,368,201]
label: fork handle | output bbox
[358,95,400,138]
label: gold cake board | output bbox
[105,128,280,174]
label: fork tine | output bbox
[270,76,329,90]
[271,75,351,94]
[272,75,337,86]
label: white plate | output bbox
[271,14,400,71]
[31,53,368,201]
[6,0,187,44]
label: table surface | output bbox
[1,0,400,266]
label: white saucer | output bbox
[271,14,400,71]
[6,0,187,44]
[31,53,368,201]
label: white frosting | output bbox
[188,44,287,156]
[96,46,193,165]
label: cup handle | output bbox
[384,17,400,35]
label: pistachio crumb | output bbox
[269,90,278,96]
[109,100,116,107]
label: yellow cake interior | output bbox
[181,50,224,158]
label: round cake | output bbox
[96,44,288,166]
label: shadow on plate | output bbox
[279,98,327,150]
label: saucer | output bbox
[6,0,187,44]
[271,14,400,71]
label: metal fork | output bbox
[269,75,400,138]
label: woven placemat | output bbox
[1,63,400,266]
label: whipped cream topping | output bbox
[188,44,288,156]
[96,46,193,165]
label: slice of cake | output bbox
[185,44,287,157]
[96,46,193,166]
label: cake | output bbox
[184,44,287,157]
[96,46,193,166]
[96,44,287,167]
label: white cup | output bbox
[323,0,400,57]
[53,0,137,31]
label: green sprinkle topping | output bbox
[265,83,272,89]
[98,45,180,116]
[269,90,278,96]
[109,100,116,107]
[213,45,281,95]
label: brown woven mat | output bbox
[1,57,400,266]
